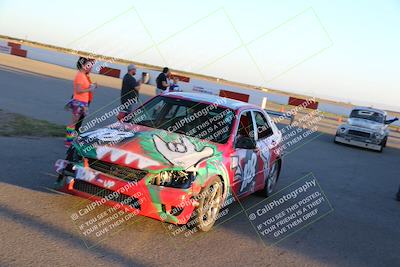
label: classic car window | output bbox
[350,110,384,123]
[129,96,235,144]
[253,111,273,139]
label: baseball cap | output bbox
[127,64,136,71]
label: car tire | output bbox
[262,160,281,197]
[396,187,400,201]
[381,137,387,148]
[192,176,223,232]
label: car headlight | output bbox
[372,132,383,139]
[151,170,196,189]
[337,127,346,134]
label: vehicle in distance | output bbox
[334,107,398,152]
[55,92,283,231]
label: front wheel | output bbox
[192,177,223,232]
[334,135,339,144]
[262,161,281,197]
[396,186,400,201]
[381,137,387,148]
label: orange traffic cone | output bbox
[338,117,342,123]
[280,106,285,113]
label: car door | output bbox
[252,110,277,190]
[230,110,260,197]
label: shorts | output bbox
[65,99,88,117]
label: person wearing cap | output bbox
[156,67,171,95]
[121,64,140,114]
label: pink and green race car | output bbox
[55,92,283,231]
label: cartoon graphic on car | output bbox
[334,107,398,152]
[55,92,283,231]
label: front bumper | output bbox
[334,136,382,151]
[55,159,196,225]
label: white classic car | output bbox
[334,107,398,152]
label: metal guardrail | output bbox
[265,109,295,125]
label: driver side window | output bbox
[237,111,255,139]
[254,111,273,140]
[234,111,256,149]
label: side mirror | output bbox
[235,136,257,150]
[385,117,399,125]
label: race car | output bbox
[334,107,398,152]
[55,92,283,231]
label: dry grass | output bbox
[0,109,64,137]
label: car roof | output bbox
[163,92,257,110]
[352,106,387,116]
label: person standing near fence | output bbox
[156,67,170,95]
[65,57,97,148]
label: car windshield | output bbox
[349,109,384,123]
[128,96,235,143]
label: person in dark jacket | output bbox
[121,64,140,113]
[156,67,171,95]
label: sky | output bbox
[0,0,399,111]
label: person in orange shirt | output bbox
[65,57,97,148]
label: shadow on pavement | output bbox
[0,204,148,266]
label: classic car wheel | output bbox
[262,161,280,197]
[381,137,387,148]
[334,135,339,144]
[396,186,400,201]
[193,177,223,232]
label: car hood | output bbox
[347,118,383,131]
[74,123,221,172]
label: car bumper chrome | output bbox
[334,136,381,151]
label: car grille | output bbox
[87,158,148,182]
[73,180,141,209]
[348,130,371,138]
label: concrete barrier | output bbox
[0,41,27,58]
[288,96,319,109]
[219,90,249,102]
[99,66,120,78]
